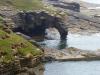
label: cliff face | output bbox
[13,11,68,40]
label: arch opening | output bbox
[45,27,60,40]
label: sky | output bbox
[81,0,100,4]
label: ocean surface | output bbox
[38,33,100,50]
[44,61,100,75]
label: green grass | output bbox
[0,29,43,63]
[0,0,44,10]
[11,0,44,10]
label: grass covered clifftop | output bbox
[0,0,56,12]
[0,17,43,63]
[0,0,66,17]
[0,0,43,10]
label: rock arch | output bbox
[13,11,68,40]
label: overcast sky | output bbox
[81,0,100,4]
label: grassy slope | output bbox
[0,17,42,63]
[0,0,55,63]
[0,0,54,11]
[0,0,65,63]
[0,0,63,15]
[0,0,43,10]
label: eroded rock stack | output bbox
[13,11,68,40]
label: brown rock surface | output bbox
[43,47,100,61]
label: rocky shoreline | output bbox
[43,47,100,61]
[1,0,100,75]
[43,0,100,34]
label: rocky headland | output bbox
[1,0,100,75]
